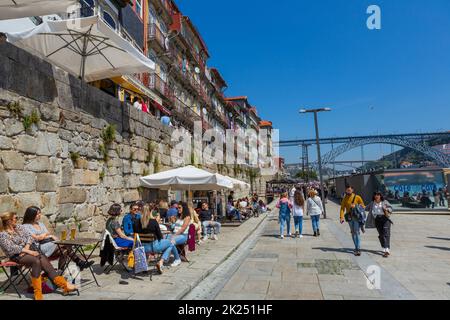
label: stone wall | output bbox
[0,42,183,237]
[0,43,270,237]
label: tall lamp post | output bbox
[299,108,331,218]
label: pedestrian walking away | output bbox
[365,191,393,258]
[306,189,323,237]
[292,191,305,238]
[276,193,293,239]
[339,185,365,256]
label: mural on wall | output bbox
[379,171,445,196]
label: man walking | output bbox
[339,185,365,256]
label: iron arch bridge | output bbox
[315,136,450,168]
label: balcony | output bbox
[148,73,173,100]
[202,118,212,131]
[155,0,172,17]
[172,97,202,129]
[148,23,166,51]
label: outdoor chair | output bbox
[0,255,31,298]
[101,231,132,275]
[136,233,162,281]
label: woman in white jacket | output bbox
[306,189,324,237]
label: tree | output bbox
[295,170,318,181]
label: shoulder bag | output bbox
[344,195,357,222]
[133,234,148,274]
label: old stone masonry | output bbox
[0,42,200,237]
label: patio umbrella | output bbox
[140,166,233,191]
[219,175,250,191]
[0,0,78,20]
[5,15,155,81]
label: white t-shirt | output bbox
[133,101,142,111]
[289,188,296,199]
[292,204,304,217]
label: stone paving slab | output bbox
[216,200,450,300]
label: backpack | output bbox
[279,201,291,216]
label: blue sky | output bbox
[177,0,450,165]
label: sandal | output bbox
[156,261,163,274]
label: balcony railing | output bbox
[172,97,202,128]
[202,118,212,131]
[148,23,166,50]
[145,73,173,100]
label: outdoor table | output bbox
[54,238,102,287]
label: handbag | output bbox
[344,195,357,222]
[39,237,54,245]
[133,234,148,274]
[127,234,136,269]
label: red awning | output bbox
[152,100,172,116]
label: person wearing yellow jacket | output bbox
[339,185,365,256]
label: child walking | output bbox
[276,193,293,239]
[292,191,305,238]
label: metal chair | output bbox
[0,256,31,298]
[101,231,132,275]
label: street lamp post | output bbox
[299,108,331,219]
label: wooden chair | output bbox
[137,233,162,280]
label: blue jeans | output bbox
[279,214,291,235]
[143,239,180,262]
[311,215,320,232]
[228,209,241,220]
[202,221,221,236]
[348,219,361,250]
[293,216,303,235]
[167,234,188,246]
[114,237,133,248]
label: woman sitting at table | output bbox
[168,202,191,246]
[22,206,94,271]
[105,204,134,248]
[136,204,181,273]
[0,211,77,300]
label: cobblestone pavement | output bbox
[212,201,450,300]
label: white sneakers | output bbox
[280,235,284,239]
[171,259,182,267]
[203,234,219,241]
[299,235,303,238]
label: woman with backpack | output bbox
[365,192,393,258]
[292,191,305,238]
[276,193,293,239]
[306,189,323,237]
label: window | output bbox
[102,11,116,30]
[135,0,143,19]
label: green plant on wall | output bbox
[69,151,80,163]
[22,109,40,131]
[98,144,108,162]
[98,124,116,163]
[6,101,23,118]
[142,168,150,176]
[99,169,106,181]
[101,124,116,145]
[153,155,161,173]
[147,141,157,163]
